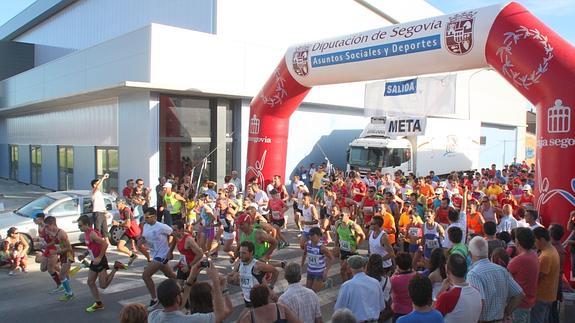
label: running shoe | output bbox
[49,285,65,294]
[85,302,104,313]
[8,271,14,276]
[114,261,128,270]
[69,265,83,276]
[277,241,286,249]
[58,293,74,301]
[147,299,160,311]
[127,253,138,266]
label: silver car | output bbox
[0,190,118,253]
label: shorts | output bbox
[172,213,183,226]
[292,202,299,212]
[307,271,324,281]
[340,250,357,261]
[177,268,190,280]
[120,234,138,244]
[222,231,235,241]
[203,227,215,240]
[59,253,74,264]
[89,255,110,273]
[271,219,285,228]
[152,256,169,265]
[408,243,419,253]
[319,207,328,219]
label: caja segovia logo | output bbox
[445,11,476,55]
[292,45,309,76]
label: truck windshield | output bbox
[348,147,410,168]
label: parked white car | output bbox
[0,190,118,253]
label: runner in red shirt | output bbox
[173,223,203,281]
[359,186,378,231]
[268,189,290,248]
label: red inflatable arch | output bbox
[247,1,575,267]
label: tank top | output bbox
[482,206,496,223]
[53,229,74,261]
[239,258,264,302]
[240,227,269,260]
[436,206,450,225]
[39,226,57,255]
[302,204,318,232]
[85,228,103,258]
[217,207,234,233]
[336,221,357,252]
[249,303,287,323]
[164,192,182,214]
[324,194,335,216]
[467,212,484,235]
[177,234,197,267]
[369,230,393,268]
[423,222,441,258]
[306,240,326,275]
[362,197,376,223]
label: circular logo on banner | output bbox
[292,45,309,76]
[497,26,553,90]
[445,11,476,55]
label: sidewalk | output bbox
[0,178,52,213]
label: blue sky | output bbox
[428,0,575,44]
[0,1,573,45]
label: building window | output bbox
[30,146,42,185]
[58,146,74,190]
[9,145,18,180]
[96,147,118,193]
[160,95,212,179]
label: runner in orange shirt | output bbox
[466,199,485,238]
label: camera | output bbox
[200,260,210,268]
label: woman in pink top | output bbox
[390,252,416,322]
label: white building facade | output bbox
[0,0,527,199]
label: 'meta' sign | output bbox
[384,78,417,96]
[387,116,426,136]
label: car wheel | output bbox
[20,233,35,255]
[109,225,125,247]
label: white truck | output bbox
[347,116,480,176]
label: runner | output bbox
[173,222,203,283]
[197,195,217,256]
[137,208,178,311]
[162,182,187,226]
[44,216,76,301]
[77,215,127,313]
[227,241,279,307]
[368,216,394,272]
[423,209,445,259]
[236,213,278,261]
[333,207,365,282]
[301,227,333,292]
[214,190,238,259]
[300,192,320,248]
[33,213,63,292]
[359,186,378,234]
[290,175,305,233]
[115,198,144,265]
[268,189,290,249]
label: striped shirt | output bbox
[467,258,524,321]
[306,241,326,275]
[278,284,322,323]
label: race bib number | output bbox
[363,206,373,214]
[339,240,352,252]
[240,277,251,288]
[426,239,440,249]
[302,174,307,180]
[409,227,422,238]
[272,211,281,220]
[308,255,320,266]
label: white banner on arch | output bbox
[364,74,457,117]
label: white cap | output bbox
[522,184,531,191]
[435,188,443,194]
[163,182,172,189]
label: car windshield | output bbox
[348,147,410,168]
[15,195,56,218]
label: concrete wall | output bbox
[73,146,95,190]
[41,145,58,190]
[17,144,30,183]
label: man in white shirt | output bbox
[230,170,242,194]
[497,204,518,233]
[91,173,110,240]
[140,208,177,311]
[435,253,482,323]
[251,182,269,217]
